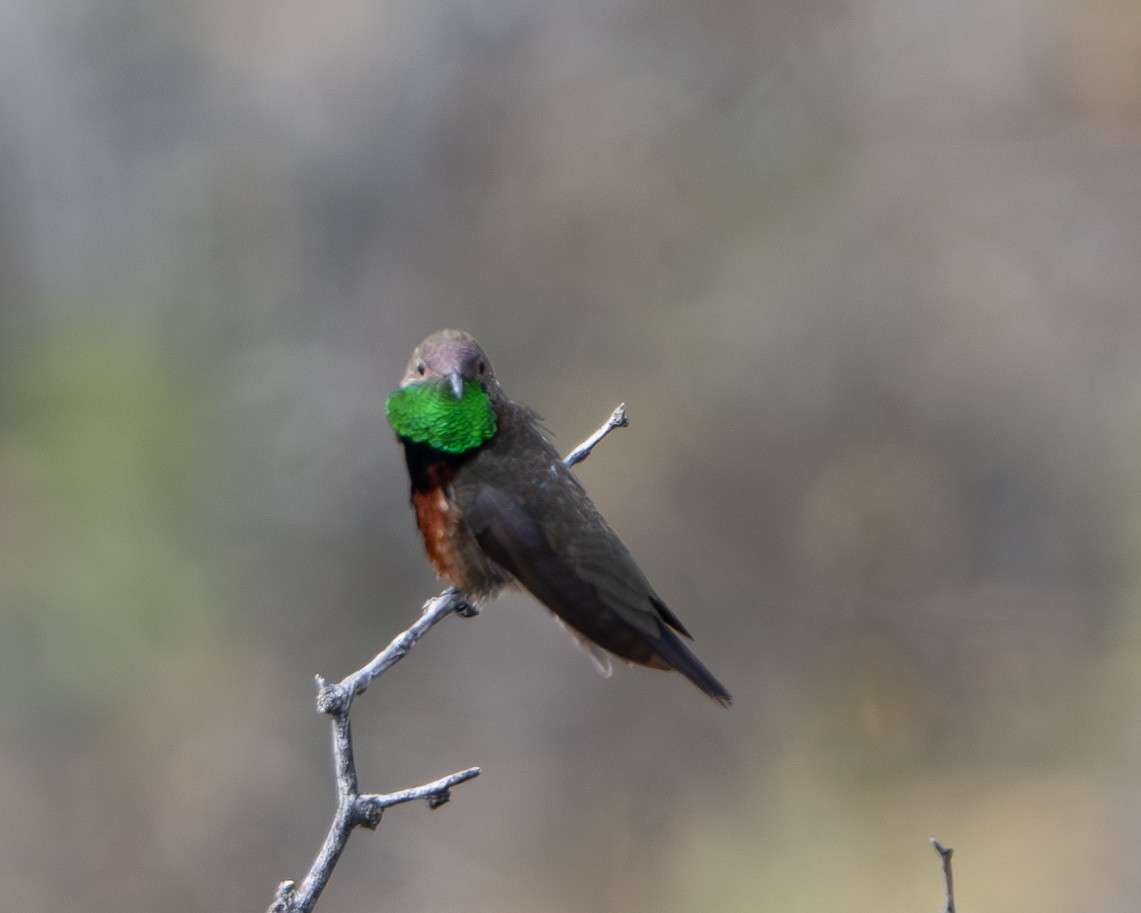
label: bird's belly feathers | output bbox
[411,468,506,598]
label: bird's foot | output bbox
[440,585,480,618]
[454,600,480,618]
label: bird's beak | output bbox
[446,371,465,400]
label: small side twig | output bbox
[931,839,955,913]
[268,404,630,913]
[564,403,628,468]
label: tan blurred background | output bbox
[3,0,1141,911]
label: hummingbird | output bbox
[385,329,732,706]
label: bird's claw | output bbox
[454,600,479,618]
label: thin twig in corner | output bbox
[931,839,955,913]
[268,405,629,913]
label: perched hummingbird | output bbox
[385,329,732,706]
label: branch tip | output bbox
[563,403,631,468]
[930,838,955,913]
[315,681,350,716]
[268,881,295,913]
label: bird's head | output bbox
[386,329,500,454]
[400,328,498,400]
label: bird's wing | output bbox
[462,473,733,706]
[462,481,674,666]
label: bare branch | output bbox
[269,596,481,913]
[359,766,482,817]
[563,403,628,468]
[318,587,473,714]
[931,839,955,913]
[268,406,630,913]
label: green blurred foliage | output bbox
[1,330,223,715]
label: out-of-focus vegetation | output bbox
[2,1,1141,911]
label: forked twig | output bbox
[931,839,955,913]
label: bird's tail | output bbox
[656,627,733,707]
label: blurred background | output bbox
[2,0,1141,911]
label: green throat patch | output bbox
[385,378,497,454]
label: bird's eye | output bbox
[477,360,486,374]
[416,362,426,376]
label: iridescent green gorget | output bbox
[385,377,497,454]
